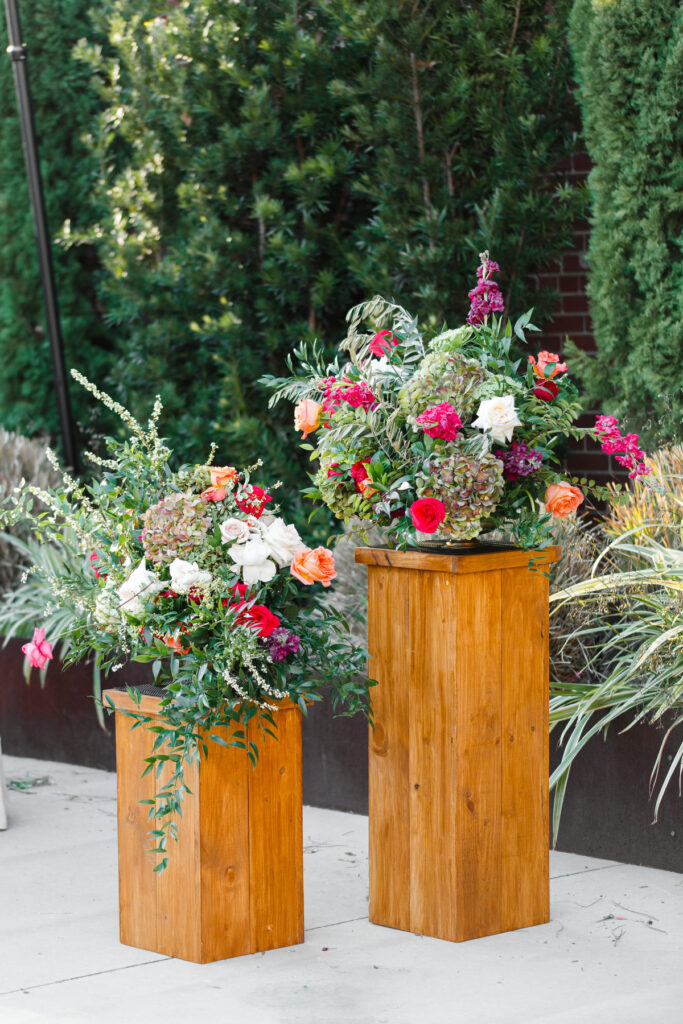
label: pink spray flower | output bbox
[21,627,54,670]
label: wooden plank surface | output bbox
[355,546,559,574]
[367,566,411,931]
[155,752,202,961]
[199,729,251,962]
[408,570,458,941]
[248,706,304,951]
[499,566,550,932]
[453,570,503,941]
[115,710,158,953]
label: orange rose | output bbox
[545,481,584,518]
[210,465,238,488]
[358,478,377,498]
[529,351,568,379]
[290,546,337,587]
[294,398,322,439]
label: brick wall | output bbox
[531,148,626,489]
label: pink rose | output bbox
[409,498,446,533]
[21,627,54,670]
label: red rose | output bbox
[243,604,280,637]
[368,330,399,357]
[533,380,559,402]
[235,485,272,518]
[409,498,446,533]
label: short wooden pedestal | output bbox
[105,690,304,963]
[355,545,560,943]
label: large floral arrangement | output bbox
[2,374,371,868]
[264,254,650,549]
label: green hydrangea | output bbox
[141,491,211,563]
[428,325,474,353]
[473,374,526,403]
[420,441,505,540]
[399,351,489,423]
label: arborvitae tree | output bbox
[0,0,111,444]
[338,0,584,327]
[71,0,581,497]
[569,0,683,442]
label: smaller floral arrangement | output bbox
[2,373,371,869]
[264,254,650,549]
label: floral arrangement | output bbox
[264,254,650,550]
[1,373,371,869]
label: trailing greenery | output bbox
[60,0,582,507]
[0,0,112,445]
[568,0,683,444]
[549,448,683,839]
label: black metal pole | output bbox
[4,0,78,471]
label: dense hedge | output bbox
[569,0,683,443]
[1,1,582,495]
[0,0,112,442]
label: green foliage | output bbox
[64,0,581,512]
[0,0,112,445]
[549,453,683,839]
[568,0,683,443]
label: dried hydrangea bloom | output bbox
[141,491,211,564]
[420,439,505,540]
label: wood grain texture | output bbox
[363,548,553,943]
[367,567,411,931]
[198,732,251,962]
[106,690,304,963]
[248,706,304,951]
[408,570,458,941]
[499,567,550,932]
[156,753,202,961]
[355,545,560,574]
[114,711,158,953]
[453,570,503,941]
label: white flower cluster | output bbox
[224,514,306,585]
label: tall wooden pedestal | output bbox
[354,545,560,943]
[105,690,304,963]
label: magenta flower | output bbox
[416,402,463,441]
[467,255,504,325]
[495,442,543,482]
[21,627,54,670]
[319,375,377,414]
[594,416,651,478]
[263,627,300,662]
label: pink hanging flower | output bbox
[594,416,651,479]
[416,402,463,441]
[21,627,54,670]
[368,330,399,357]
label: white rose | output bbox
[229,539,277,585]
[219,517,252,545]
[116,558,164,619]
[260,517,306,567]
[169,558,213,595]
[471,395,522,444]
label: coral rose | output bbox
[529,351,567,379]
[290,546,337,587]
[409,497,446,533]
[294,398,322,439]
[210,466,238,488]
[545,481,584,518]
[201,486,227,502]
